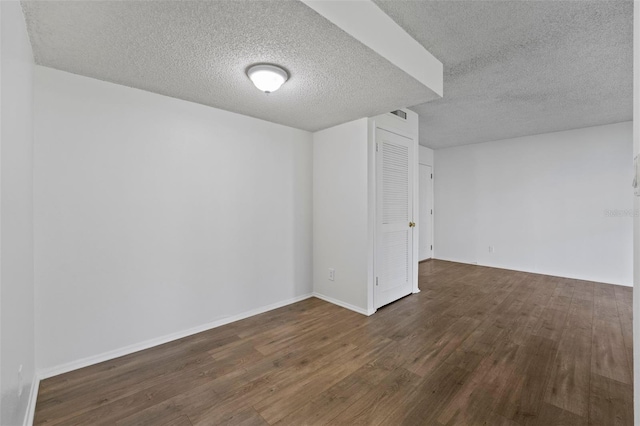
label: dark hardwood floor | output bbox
[34,260,634,425]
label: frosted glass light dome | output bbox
[247,64,289,93]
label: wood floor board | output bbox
[614,286,635,378]
[525,403,588,426]
[390,361,472,425]
[589,372,633,426]
[567,297,594,331]
[35,349,226,424]
[231,298,328,336]
[573,280,595,302]
[209,339,359,402]
[185,343,360,426]
[533,307,570,341]
[437,338,525,425]
[544,326,592,417]
[165,416,194,426]
[253,337,394,424]
[48,357,225,425]
[591,318,632,385]
[593,285,620,322]
[510,335,559,423]
[273,371,376,425]
[35,260,633,425]
[322,367,421,425]
[114,382,219,426]
[252,310,361,356]
[406,315,481,377]
[193,406,268,426]
[37,331,241,402]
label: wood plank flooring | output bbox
[34,260,634,425]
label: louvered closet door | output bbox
[375,128,414,309]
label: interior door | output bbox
[375,127,414,309]
[419,164,433,261]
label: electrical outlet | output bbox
[328,268,335,281]
[17,364,23,397]
[488,246,494,253]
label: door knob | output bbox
[409,222,416,228]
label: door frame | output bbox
[418,162,434,261]
[366,110,420,315]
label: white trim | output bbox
[417,162,434,262]
[433,256,479,266]
[411,128,420,295]
[634,2,640,424]
[376,124,414,141]
[434,257,633,288]
[313,292,375,316]
[366,120,377,315]
[23,375,39,426]
[37,293,313,380]
[369,110,420,309]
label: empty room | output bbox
[1,0,637,425]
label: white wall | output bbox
[0,2,36,425]
[34,67,313,373]
[435,122,633,286]
[633,0,639,420]
[313,119,370,313]
[313,113,420,315]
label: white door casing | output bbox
[419,164,433,261]
[375,127,414,309]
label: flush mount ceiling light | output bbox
[247,64,289,93]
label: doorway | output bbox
[419,164,433,261]
[374,127,415,309]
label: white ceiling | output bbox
[374,0,633,148]
[22,1,632,147]
[21,0,439,132]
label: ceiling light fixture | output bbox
[247,64,289,93]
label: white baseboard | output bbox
[23,375,40,426]
[312,292,375,316]
[433,256,479,266]
[37,293,313,380]
[433,257,633,287]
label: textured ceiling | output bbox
[21,0,440,132]
[374,0,633,148]
[22,0,632,146]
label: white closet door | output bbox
[375,128,414,309]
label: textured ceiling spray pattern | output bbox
[374,0,633,148]
[22,0,632,147]
[21,0,439,132]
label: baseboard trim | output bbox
[312,292,375,316]
[433,257,633,287]
[433,256,479,267]
[37,293,314,380]
[23,375,40,426]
